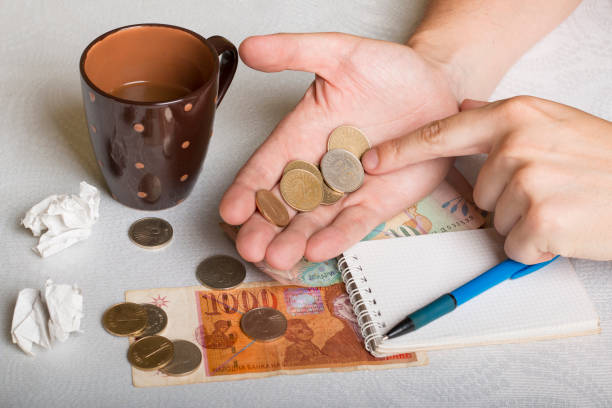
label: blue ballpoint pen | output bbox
[382,256,560,341]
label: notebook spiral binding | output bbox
[338,254,386,355]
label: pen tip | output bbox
[381,336,389,342]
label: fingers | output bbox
[234,186,291,262]
[235,212,281,262]
[219,101,330,226]
[239,33,354,79]
[504,217,556,265]
[362,100,512,174]
[307,158,451,262]
[265,205,341,270]
[472,142,525,211]
[305,205,375,262]
[492,176,530,236]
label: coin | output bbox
[320,148,365,193]
[196,255,246,289]
[139,303,168,337]
[255,190,290,227]
[283,160,324,184]
[327,125,371,159]
[128,335,174,371]
[128,217,173,249]
[102,302,148,337]
[280,169,323,212]
[240,307,288,342]
[160,340,202,376]
[321,182,344,205]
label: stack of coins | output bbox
[256,125,369,225]
[103,254,290,376]
[102,302,202,376]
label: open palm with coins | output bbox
[219,32,460,272]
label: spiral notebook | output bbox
[338,229,600,357]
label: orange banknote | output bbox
[125,282,426,387]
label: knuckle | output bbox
[526,200,561,236]
[386,137,405,160]
[499,95,542,121]
[418,120,445,152]
[496,132,527,159]
[509,166,537,196]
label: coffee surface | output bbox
[111,81,192,102]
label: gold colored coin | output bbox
[255,190,290,227]
[102,302,148,337]
[128,335,174,371]
[327,125,371,159]
[283,160,323,184]
[280,169,323,212]
[128,217,173,249]
[321,182,344,205]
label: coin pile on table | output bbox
[102,302,202,376]
[255,125,370,226]
[101,253,289,375]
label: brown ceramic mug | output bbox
[80,24,238,210]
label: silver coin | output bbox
[128,217,173,249]
[240,307,287,342]
[196,255,246,289]
[320,148,364,193]
[139,303,168,337]
[160,340,202,376]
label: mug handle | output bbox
[207,36,238,107]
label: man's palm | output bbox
[220,33,458,271]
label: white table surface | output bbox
[1,1,611,407]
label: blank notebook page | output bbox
[342,229,599,354]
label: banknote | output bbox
[221,167,486,286]
[125,282,426,387]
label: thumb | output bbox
[362,101,507,174]
[239,33,353,79]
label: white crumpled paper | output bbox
[11,288,51,356]
[11,280,83,355]
[21,181,100,257]
[43,279,84,342]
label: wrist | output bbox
[407,32,469,103]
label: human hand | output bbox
[363,96,612,263]
[219,33,459,271]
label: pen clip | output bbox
[510,255,560,279]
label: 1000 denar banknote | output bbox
[126,282,425,387]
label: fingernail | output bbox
[362,148,379,170]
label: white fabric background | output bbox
[1,0,611,407]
